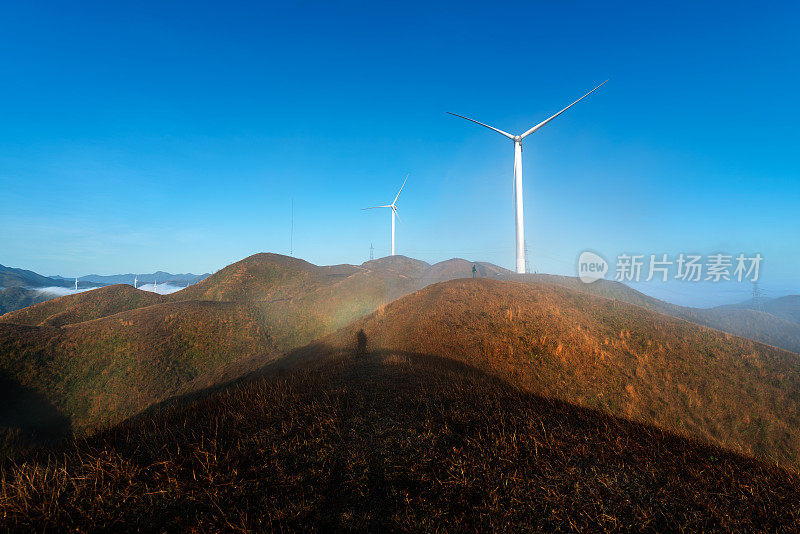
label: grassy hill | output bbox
[174,253,331,302]
[0,284,165,327]
[327,278,800,468]
[6,253,799,355]
[0,287,52,316]
[0,299,278,455]
[0,255,427,454]
[509,273,800,354]
[1,346,798,530]
[2,253,798,462]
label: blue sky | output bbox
[1,1,798,305]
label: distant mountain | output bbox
[51,271,209,286]
[718,295,800,325]
[0,265,208,316]
[329,278,800,468]
[0,264,72,289]
[0,287,53,315]
[498,273,800,355]
[0,285,165,327]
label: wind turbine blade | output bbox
[361,205,391,210]
[393,173,409,205]
[393,207,402,223]
[520,80,607,139]
[447,112,515,140]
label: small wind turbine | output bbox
[448,81,606,273]
[362,174,408,256]
[134,276,138,289]
[74,276,78,292]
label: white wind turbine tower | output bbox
[134,276,138,289]
[362,174,408,256]
[74,276,78,292]
[449,81,606,273]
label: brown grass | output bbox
[329,278,800,469]
[1,347,798,531]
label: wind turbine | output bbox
[362,174,408,256]
[74,276,78,292]
[448,81,606,273]
[134,276,138,289]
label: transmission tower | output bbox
[752,281,764,312]
[524,240,530,274]
[289,199,294,257]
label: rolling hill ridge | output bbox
[1,340,798,530]
[328,278,800,467]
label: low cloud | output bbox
[35,286,97,297]
[136,283,185,295]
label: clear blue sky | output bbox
[1,1,798,304]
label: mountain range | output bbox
[1,253,799,529]
[0,263,209,315]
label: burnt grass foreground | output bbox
[2,348,800,532]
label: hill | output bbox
[0,255,425,453]
[0,264,70,289]
[52,271,209,286]
[718,295,800,325]
[0,287,52,315]
[173,253,334,302]
[0,284,165,327]
[507,273,800,354]
[2,253,798,460]
[328,278,800,467]
[1,346,798,530]
[8,253,799,355]
[0,299,277,454]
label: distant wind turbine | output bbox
[154,279,158,294]
[448,81,606,273]
[362,174,408,256]
[74,276,78,292]
[134,276,138,289]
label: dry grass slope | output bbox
[328,278,800,468]
[0,348,798,531]
[0,300,276,455]
[0,284,165,327]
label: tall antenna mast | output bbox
[134,276,138,289]
[290,199,294,257]
[370,243,374,261]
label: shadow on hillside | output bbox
[107,334,790,470]
[0,370,72,453]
